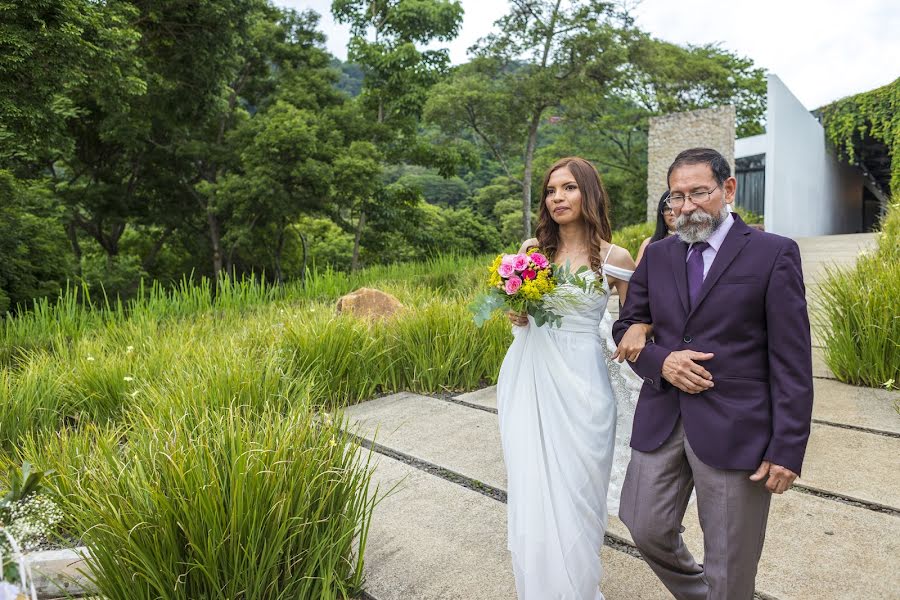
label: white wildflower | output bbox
[123,376,134,382]
[3,495,64,552]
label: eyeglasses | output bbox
[666,186,719,208]
[661,206,674,215]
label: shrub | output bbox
[612,221,654,260]
[816,201,900,387]
[30,400,376,600]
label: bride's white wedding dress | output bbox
[497,252,636,600]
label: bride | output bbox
[498,157,648,599]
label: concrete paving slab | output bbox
[455,378,900,436]
[349,389,900,599]
[611,488,900,599]
[454,386,497,410]
[686,490,900,600]
[812,346,836,380]
[350,390,897,513]
[362,450,515,600]
[362,451,670,600]
[346,392,506,489]
[798,423,900,509]
[813,379,900,434]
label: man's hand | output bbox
[661,350,714,393]
[613,323,652,363]
[508,310,528,327]
[750,461,798,494]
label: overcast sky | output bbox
[288,0,899,109]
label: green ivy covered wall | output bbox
[818,77,900,196]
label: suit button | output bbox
[683,335,692,343]
[644,377,653,385]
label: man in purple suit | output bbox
[612,148,813,599]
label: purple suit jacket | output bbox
[613,214,813,475]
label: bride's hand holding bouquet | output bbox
[470,247,595,328]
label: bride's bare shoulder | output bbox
[605,244,636,271]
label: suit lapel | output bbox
[689,214,752,316]
[669,240,690,315]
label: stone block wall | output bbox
[646,105,736,221]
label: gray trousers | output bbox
[619,419,772,600]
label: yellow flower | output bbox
[488,254,504,287]
[520,279,542,300]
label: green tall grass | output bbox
[0,252,512,595]
[816,201,900,388]
[29,404,375,599]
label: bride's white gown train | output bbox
[497,258,636,600]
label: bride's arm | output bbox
[605,246,653,362]
[518,237,539,254]
[613,323,653,363]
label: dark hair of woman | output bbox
[535,157,613,273]
[650,190,673,244]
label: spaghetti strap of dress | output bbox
[600,244,633,282]
[603,243,615,265]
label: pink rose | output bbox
[504,275,522,295]
[498,262,515,278]
[512,254,529,271]
[530,252,549,269]
[521,269,537,280]
[501,254,516,266]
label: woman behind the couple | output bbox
[497,157,639,600]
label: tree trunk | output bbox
[351,210,366,272]
[522,111,542,236]
[142,225,174,272]
[298,229,308,288]
[66,220,83,277]
[273,222,285,285]
[207,208,224,280]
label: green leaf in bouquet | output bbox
[469,292,506,327]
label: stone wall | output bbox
[646,105,736,221]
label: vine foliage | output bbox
[818,77,900,195]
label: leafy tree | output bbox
[332,0,467,269]
[392,168,470,206]
[618,32,766,137]
[0,0,139,167]
[426,1,628,236]
[0,172,72,313]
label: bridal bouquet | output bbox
[470,248,594,328]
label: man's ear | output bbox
[724,176,737,204]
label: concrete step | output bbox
[347,392,900,599]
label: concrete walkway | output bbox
[348,380,900,600]
[346,232,898,600]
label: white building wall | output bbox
[735,134,766,158]
[764,74,861,236]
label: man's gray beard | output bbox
[676,205,730,244]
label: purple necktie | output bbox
[687,242,710,309]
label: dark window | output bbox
[735,154,765,216]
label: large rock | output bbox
[336,287,403,320]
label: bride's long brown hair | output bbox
[535,157,613,272]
